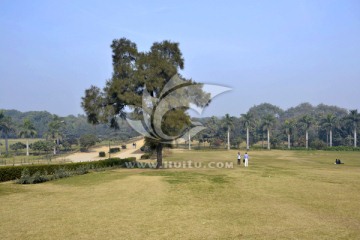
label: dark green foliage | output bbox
[324,146,360,151]
[53,168,71,179]
[109,147,120,153]
[0,157,136,182]
[99,151,106,157]
[311,139,327,150]
[0,109,138,140]
[30,140,55,153]
[16,169,49,184]
[10,142,26,153]
[79,134,98,151]
[140,153,151,159]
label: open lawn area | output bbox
[1,150,360,239]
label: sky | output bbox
[0,0,359,117]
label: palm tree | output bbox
[320,114,337,147]
[283,119,295,149]
[222,114,234,150]
[240,112,255,150]
[19,119,37,156]
[299,115,314,149]
[0,112,15,155]
[346,110,359,148]
[45,116,65,154]
[262,114,275,150]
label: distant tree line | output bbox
[0,109,139,156]
[193,102,359,150]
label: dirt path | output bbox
[62,138,145,163]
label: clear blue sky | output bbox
[0,0,359,117]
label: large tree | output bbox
[82,38,208,168]
[346,110,359,148]
[19,119,37,156]
[240,112,255,150]
[262,114,275,150]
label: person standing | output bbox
[244,152,249,167]
[237,152,241,165]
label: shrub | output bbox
[109,147,120,153]
[53,168,71,179]
[325,146,360,151]
[311,139,327,150]
[16,169,49,184]
[16,168,32,184]
[121,145,127,149]
[140,153,151,159]
[99,151,106,157]
[0,157,136,182]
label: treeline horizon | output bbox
[1,101,359,150]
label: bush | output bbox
[16,169,49,184]
[53,168,71,179]
[0,157,137,182]
[311,139,327,150]
[121,145,127,149]
[325,146,360,151]
[99,151,106,157]
[140,153,151,159]
[109,147,120,153]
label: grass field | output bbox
[1,150,360,239]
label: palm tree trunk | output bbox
[267,129,270,150]
[26,139,29,156]
[188,132,191,150]
[246,127,249,150]
[227,129,230,150]
[354,129,357,148]
[306,130,309,149]
[326,132,329,146]
[288,134,291,149]
[5,134,9,155]
[329,129,332,147]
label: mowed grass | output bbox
[1,150,360,239]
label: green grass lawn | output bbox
[1,150,360,239]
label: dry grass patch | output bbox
[1,150,360,239]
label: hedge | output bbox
[0,157,136,182]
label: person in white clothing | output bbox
[237,152,241,165]
[244,152,249,167]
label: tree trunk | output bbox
[354,129,357,148]
[326,132,329,146]
[26,139,29,156]
[5,134,9,155]
[53,144,56,155]
[288,134,291,149]
[227,129,230,150]
[188,132,191,150]
[306,130,309,149]
[329,129,332,147]
[246,127,249,150]
[267,129,270,150]
[156,143,163,169]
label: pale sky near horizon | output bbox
[0,0,359,117]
